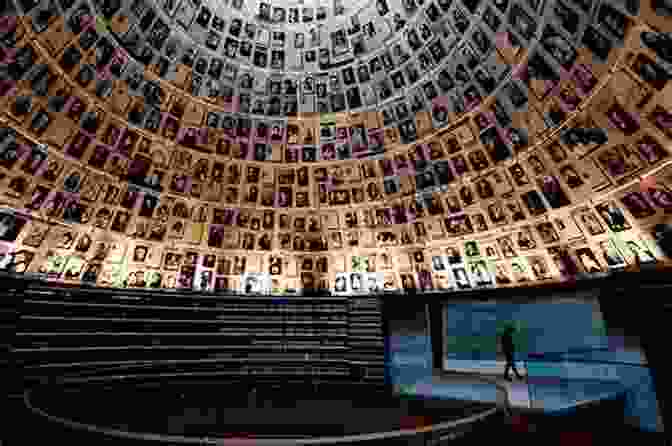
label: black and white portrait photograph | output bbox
[452,267,471,289]
[331,29,349,56]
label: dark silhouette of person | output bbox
[502,326,523,381]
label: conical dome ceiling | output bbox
[0,0,670,293]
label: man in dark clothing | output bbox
[502,326,523,381]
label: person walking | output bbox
[502,326,523,381]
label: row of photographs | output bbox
[2,140,671,238]
[5,219,672,282]
[0,233,664,293]
[5,59,671,184]
[78,71,670,157]
[17,0,668,154]
[2,173,670,252]
[156,0,642,69]
[254,0,349,24]
[159,0,644,46]
[5,86,670,175]
[160,0,435,60]
[112,0,376,70]
[1,168,668,246]
[0,186,668,266]
[1,135,671,239]
[111,62,669,156]
[115,32,668,132]
[1,168,671,246]
[3,49,672,195]
[13,7,668,159]
[0,64,656,160]
[82,0,471,104]
[106,0,645,100]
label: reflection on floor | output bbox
[398,373,506,406]
[402,370,627,413]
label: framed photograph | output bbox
[551,213,583,242]
[430,270,452,291]
[487,201,508,224]
[448,266,469,289]
[481,244,500,260]
[469,260,494,286]
[334,272,350,294]
[572,206,605,236]
[162,252,183,271]
[272,7,286,23]
[464,240,481,258]
[458,184,475,207]
[621,239,658,265]
[242,272,271,294]
[517,226,537,250]
[525,256,549,282]
[302,7,314,23]
[537,176,571,209]
[510,257,530,282]
[445,246,462,265]
[508,163,530,187]
[432,255,448,272]
[0,211,26,242]
[536,221,560,244]
[331,29,349,56]
[497,236,517,258]
[599,239,627,269]
[575,247,603,273]
[595,201,631,232]
[20,221,50,248]
[527,155,546,176]
[349,272,364,293]
[271,50,284,70]
[258,2,271,21]
[522,190,547,216]
[546,246,577,277]
[493,262,512,285]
